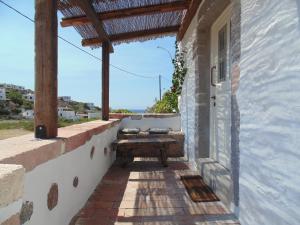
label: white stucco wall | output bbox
[0,88,6,101]
[0,124,119,225]
[120,115,181,131]
[22,126,118,225]
[239,0,300,224]
[88,112,101,119]
[22,110,34,119]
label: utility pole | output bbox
[159,75,162,101]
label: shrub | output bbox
[7,90,23,105]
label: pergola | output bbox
[34,0,201,138]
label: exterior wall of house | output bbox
[0,84,25,91]
[0,88,6,101]
[23,93,35,102]
[22,110,34,119]
[88,112,101,119]
[238,0,300,224]
[58,107,77,120]
[86,103,95,109]
[59,96,71,102]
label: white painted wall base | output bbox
[22,126,118,225]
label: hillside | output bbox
[0,88,100,119]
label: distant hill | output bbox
[0,87,100,119]
[58,99,101,113]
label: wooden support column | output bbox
[34,0,58,138]
[102,41,110,121]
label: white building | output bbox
[87,112,101,119]
[0,88,6,101]
[58,107,77,120]
[23,93,35,102]
[22,110,34,119]
[86,103,95,109]
[0,83,25,91]
[59,96,71,102]
[76,113,88,119]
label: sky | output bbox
[0,0,176,110]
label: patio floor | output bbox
[71,159,240,225]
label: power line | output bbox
[0,0,163,80]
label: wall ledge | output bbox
[0,119,120,172]
[110,113,180,120]
[0,164,24,208]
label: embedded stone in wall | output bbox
[104,147,108,155]
[47,183,58,210]
[73,177,79,188]
[20,201,33,224]
[90,146,95,159]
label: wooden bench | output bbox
[112,138,177,167]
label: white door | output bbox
[210,6,232,170]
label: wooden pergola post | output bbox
[34,0,58,138]
[102,41,110,121]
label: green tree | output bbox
[110,109,133,114]
[149,91,178,113]
[23,100,34,110]
[7,90,23,105]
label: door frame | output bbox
[209,4,233,170]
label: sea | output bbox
[130,109,145,114]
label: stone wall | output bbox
[238,0,300,224]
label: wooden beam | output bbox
[34,0,58,138]
[82,25,180,47]
[72,0,113,52]
[177,0,203,40]
[102,42,110,121]
[61,1,189,27]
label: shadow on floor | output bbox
[70,159,239,225]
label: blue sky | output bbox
[0,0,175,110]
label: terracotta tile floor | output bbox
[71,159,240,225]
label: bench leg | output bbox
[121,150,134,168]
[160,149,168,167]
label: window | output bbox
[218,25,227,82]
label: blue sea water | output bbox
[130,109,145,113]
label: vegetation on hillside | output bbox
[147,42,187,113]
[110,109,133,114]
[0,90,34,118]
[7,90,23,105]
[0,88,101,120]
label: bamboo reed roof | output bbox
[58,0,201,48]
